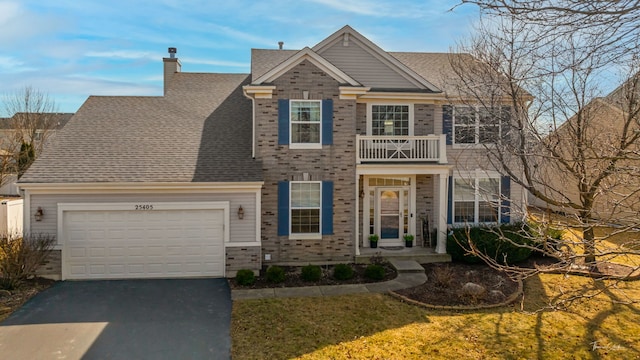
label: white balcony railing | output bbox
[356,134,447,163]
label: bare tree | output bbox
[1,86,59,183]
[457,0,640,66]
[447,14,640,276]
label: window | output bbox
[453,106,501,145]
[371,105,410,136]
[34,131,43,141]
[453,177,500,224]
[290,100,321,145]
[290,182,321,235]
[278,180,333,237]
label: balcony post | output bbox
[438,134,447,164]
[355,134,361,164]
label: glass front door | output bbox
[379,189,401,240]
[376,187,409,246]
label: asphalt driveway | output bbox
[0,279,231,359]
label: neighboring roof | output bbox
[20,73,262,183]
[0,112,73,130]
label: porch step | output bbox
[388,259,425,273]
[356,247,452,265]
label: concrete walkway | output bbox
[231,260,427,300]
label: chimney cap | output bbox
[168,47,177,59]
[278,41,284,50]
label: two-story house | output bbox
[19,26,524,280]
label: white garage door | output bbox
[63,208,225,280]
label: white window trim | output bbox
[452,106,500,149]
[366,103,414,136]
[290,99,322,149]
[289,181,322,240]
[452,170,501,225]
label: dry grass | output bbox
[232,274,640,359]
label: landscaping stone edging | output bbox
[388,279,524,311]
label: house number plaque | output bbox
[134,204,154,210]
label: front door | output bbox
[376,188,404,246]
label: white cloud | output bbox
[84,50,158,61]
[181,57,249,68]
[0,1,20,24]
[307,0,430,18]
[0,55,37,72]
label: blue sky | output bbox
[0,0,479,114]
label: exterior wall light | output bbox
[34,207,44,221]
[237,205,244,220]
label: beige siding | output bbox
[319,39,417,89]
[28,192,258,244]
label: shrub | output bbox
[528,221,565,254]
[301,265,322,282]
[235,269,256,286]
[432,265,455,288]
[266,265,286,283]
[333,264,354,280]
[0,234,56,290]
[364,264,385,280]
[447,223,533,265]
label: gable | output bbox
[252,47,360,86]
[317,36,417,90]
[313,26,440,92]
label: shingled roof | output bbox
[0,112,73,129]
[250,48,472,94]
[20,73,262,183]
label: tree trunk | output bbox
[583,226,596,263]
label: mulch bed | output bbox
[394,262,520,307]
[0,277,56,322]
[228,263,397,289]
[395,255,639,307]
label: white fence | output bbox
[0,198,23,237]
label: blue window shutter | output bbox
[501,176,511,223]
[447,176,453,224]
[322,181,333,235]
[322,99,333,145]
[442,105,453,145]
[278,181,289,235]
[278,99,289,145]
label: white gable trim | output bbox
[252,47,360,86]
[18,181,264,194]
[313,26,441,92]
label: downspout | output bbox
[242,89,256,158]
[355,170,360,256]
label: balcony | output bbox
[356,134,447,164]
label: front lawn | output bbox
[232,272,640,359]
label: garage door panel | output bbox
[63,208,225,279]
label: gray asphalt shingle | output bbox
[20,73,262,183]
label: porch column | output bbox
[437,173,448,254]
[355,173,360,256]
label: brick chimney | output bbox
[163,47,181,95]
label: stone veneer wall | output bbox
[36,249,62,280]
[415,104,435,135]
[255,60,357,265]
[226,247,261,277]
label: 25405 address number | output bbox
[134,204,154,210]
